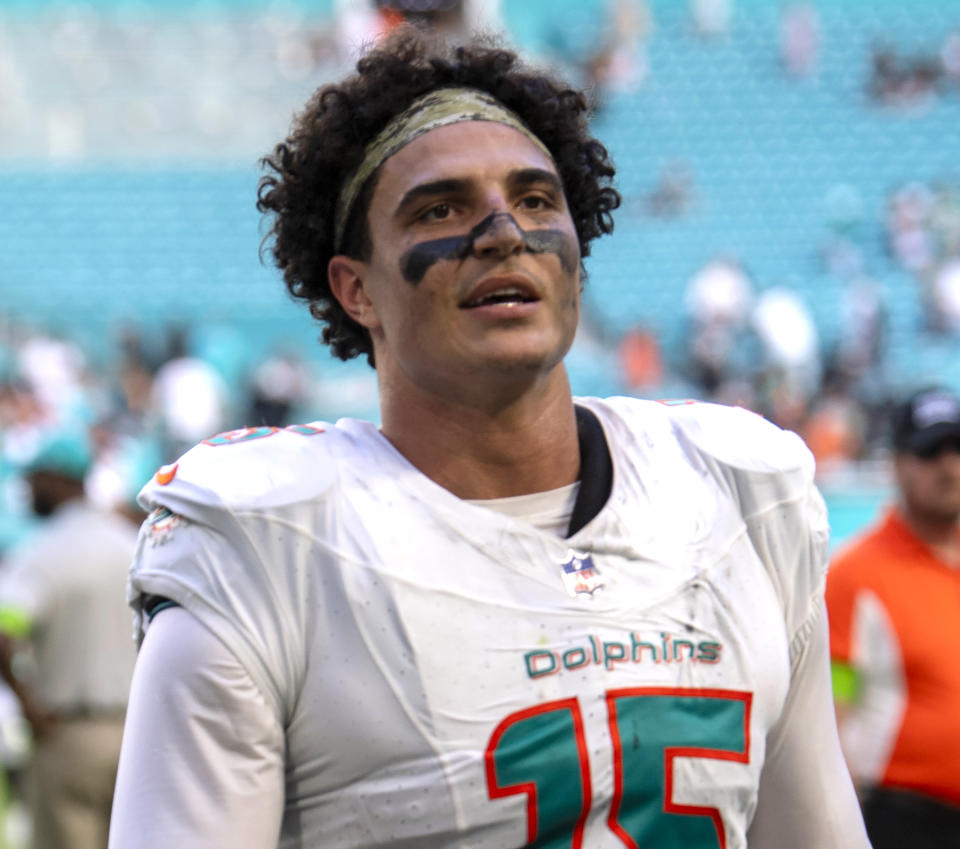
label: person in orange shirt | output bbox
[826,386,960,848]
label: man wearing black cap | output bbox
[826,386,960,848]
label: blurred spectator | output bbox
[149,327,229,458]
[930,181,960,259]
[930,254,960,334]
[106,327,159,437]
[0,383,50,470]
[334,0,397,58]
[868,44,901,102]
[884,179,960,332]
[247,351,311,427]
[868,43,941,110]
[750,286,821,434]
[885,181,936,278]
[683,255,754,397]
[15,332,88,425]
[357,0,501,43]
[779,2,820,78]
[538,0,650,111]
[822,277,890,460]
[801,381,867,477]
[85,426,163,520]
[0,382,48,557]
[834,275,887,384]
[910,58,941,107]
[756,375,808,435]
[690,0,731,40]
[0,425,138,849]
[826,387,960,848]
[751,286,820,390]
[643,159,695,218]
[115,350,154,432]
[584,0,652,103]
[377,0,466,39]
[617,324,663,393]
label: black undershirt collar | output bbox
[567,405,614,537]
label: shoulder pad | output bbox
[657,399,813,477]
[589,395,811,472]
[586,395,814,501]
[138,423,340,519]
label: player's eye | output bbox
[518,194,553,211]
[420,202,452,222]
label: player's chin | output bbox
[471,335,573,378]
[472,314,574,354]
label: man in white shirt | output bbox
[110,27,871,849]
[0,428,138,849]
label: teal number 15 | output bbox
[485,687,752,849]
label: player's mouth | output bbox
[459,277,540,309]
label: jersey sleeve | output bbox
[744,468,830,670]
[129,428,333,720]
[747,600,870,848]
[109,606,285,849]
[663,400,832,666]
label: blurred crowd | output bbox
[615,172,960,484]
[0,320,331,557]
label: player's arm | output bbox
[109,605,285,849]
[746,599,870,848]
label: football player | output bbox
[109,28,870,849]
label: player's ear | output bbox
[328,256,381,330]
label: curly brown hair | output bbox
[257,28,620,365]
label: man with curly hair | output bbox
[110,29,869,849]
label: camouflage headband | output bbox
[333,87,554,252]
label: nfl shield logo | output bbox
[560,550,604,598]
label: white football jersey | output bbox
[128,396,843,849]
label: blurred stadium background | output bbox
[4,0,960,555]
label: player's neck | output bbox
[378,366,581,500]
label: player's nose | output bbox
[470,211,525,259]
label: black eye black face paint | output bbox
[400,234,473,285]
[521,229,578,275]
[399,211,579,285]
